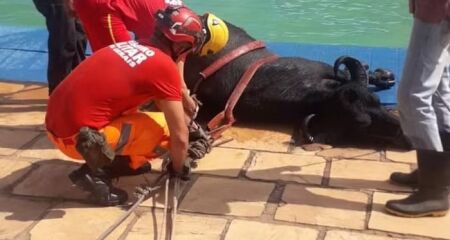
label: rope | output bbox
[188,138,211,160]
[95,135,234,240]
[170,178,180,240]
[96,172,168,240]
[160,177,170,240]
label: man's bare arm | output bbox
[177,59,198,121]
[158,100,189,173]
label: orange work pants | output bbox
[48,112,170,169]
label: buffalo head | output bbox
[301,81,411,149]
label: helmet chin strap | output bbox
[171,43,192,62]
[150,30,193,61]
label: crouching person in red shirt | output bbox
[45,6,227,206]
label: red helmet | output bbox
[155,6,206,54]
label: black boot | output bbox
[389,169,418,187]
[69,165,128,206]
[103,156,151,179]
[385,150,450,217]
[389,132,450,187]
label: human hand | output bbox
[446,0,450,21]
[63,0,77,17]
[409,0,415,14]
[182,93,200,119]
[166,160,191,181]
[413,0,447,23]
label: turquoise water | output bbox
[0,0,412,47]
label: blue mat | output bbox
[0,26,406,106]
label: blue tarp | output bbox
[0,26,406,105]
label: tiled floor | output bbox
[0,80,448,240]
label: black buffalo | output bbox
[184,21,410,149]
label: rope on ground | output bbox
[160,176,170,240]
[95,171,168,240]
[95,136,234,240]
[169,178,180,240]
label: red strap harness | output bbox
[192,40,268,92]
[192,40,279,138]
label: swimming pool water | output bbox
[0,0,412,48]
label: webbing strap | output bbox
[207,54,279,135]
[192,40,267,93]
[223,54,279,124]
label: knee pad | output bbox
[75,127,115,172]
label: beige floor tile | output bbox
[18,135,76,161]
[0,104,46,115]
[246,152,326,184]
[0,158,33,190]
[369,192,450,239]
[0,81,25,94]
[329,160,412,191]
[275,184,368,230]
[0,128,40,155]
[0,111,45,129]
[325,230,414,240]
[354,152,382,161]
[225,219,318,240]
[220,124,292,152]
[127,212,227,240]
[30,202,130,240]
[5,85,48,101]
[180,176,274,217]
[291,144,332,154]
[317,147,379,160]
[0,195,50,239]
[386,150,417,164]
[193,147,250,177]
[12,162,89,199]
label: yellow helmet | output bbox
[199,13,229,56]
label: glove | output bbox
[188,121,212,161]
[166,160,191,181]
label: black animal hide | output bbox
[184,21,410,149]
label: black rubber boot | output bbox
[389,169,418,187]
[385,150,450,217]
[103,156,152,179]
[389,132,450,187]
[69,164,128,206]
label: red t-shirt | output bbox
[74,0,184,51]
[112,0,177,39]
[46,41,182,138]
